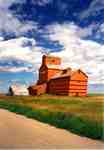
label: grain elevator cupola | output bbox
[38,55,62,84]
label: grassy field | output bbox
[0,94,104,140]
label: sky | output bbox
[0,0,104,93]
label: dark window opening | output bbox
[62,69,67,74]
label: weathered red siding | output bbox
[69,79,87,96]
[38,55,61,84]
[38,66,48,84]
[42,55,61,66]
[48,77,70,95]
[47,68,61,81]
[28,55,88,96]
[28,83,47,95]
[48,78,87,96]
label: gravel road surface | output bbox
[0,109,103,149]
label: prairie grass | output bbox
[0,94,104,140]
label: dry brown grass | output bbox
[0,94,103,140]
[0,94,103,123]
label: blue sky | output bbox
[0,0,104,93]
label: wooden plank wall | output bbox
[48,77,70,95]
[69,80,87,96]
[48,78,87,96]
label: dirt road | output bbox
[0,109,103,149]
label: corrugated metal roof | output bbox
[51,72,70,79]
[51,68,71,79]
[51,69,88,80]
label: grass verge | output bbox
[0,100,103,141]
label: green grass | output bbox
[0,94,104,141]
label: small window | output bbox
[40,71,45,74]
[52,59,55,63]
[62,69,67,74]
[48,59,55,64]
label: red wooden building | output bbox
[28,55,88,96]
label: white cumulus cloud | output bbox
[0,0,37,36]
[0,22,104,84]
[45,22,104,84]
[0,37,43,72]
[31,0,52,6]
[79,0,104,19]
